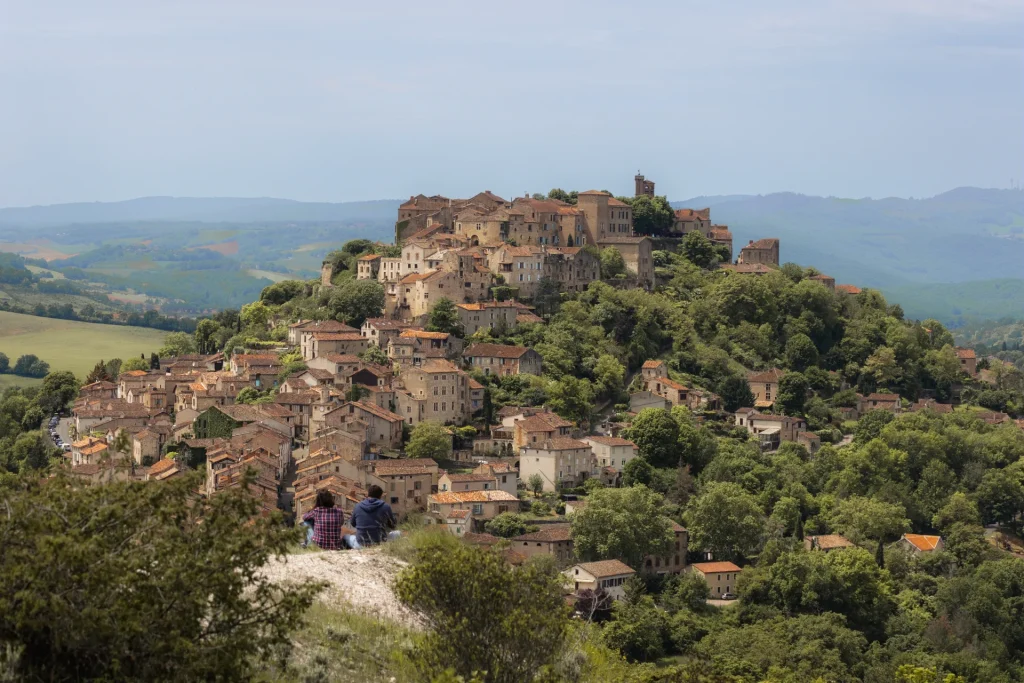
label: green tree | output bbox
[828,495,909,545]
[854,409,895,443]
[0,473,320,681]
[12,355,49,378]
[545,376,595,426]
[622,458,654,487]
[932,492,981,531]
[484,513,536,538]
[0,352,8,373]
[864,346,900,388]
[593,354,625,401]
[719,375,755,412]
[570,485,674,569]
[680,231,716,268]
[158,331,197,358]
[84,360,113,384]
[624,408,680,468]
[686,481,765,560]
[37,371,79,414]
[359,345,390,366]
[120,356,149,373]
[394,538,569,683]
[406,422,452,461]
[527,473,544,497]
[194,318,222,354]
[240,300,271,330]
[776,371,810,415]
[11,432,56,472]
[630,195,674,236]
[326,279,385,327]
[785,333,819,371]
[602,596,670,662]
[427,298,465,336]
[974,469,1024,527]
[600,248,626,279]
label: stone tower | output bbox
[321,260,334,288]
[635,173,655,197]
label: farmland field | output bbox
[0,311,168,380]
[0,374,41,391]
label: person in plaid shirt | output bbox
[301,490,345,550]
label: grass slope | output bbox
[0,311,167,379]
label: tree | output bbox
[326,279,385,327]
[624,408,680,468]
[932,492,981,531]
[622,458,654,487]
[828,495,910,545]
[12,354,49,378]
[406,422,452,461]
[680,231,716,268]
[394,537,568,683]
[345,384,369,402]
[37,371,79,414]
[854,409,895,443]
[570,485,674,569]
[11,432,56,472]
[776,371,810,415]
[158,332,197,358]
[194,318,222,354]
[685,482,765,560]
[630,195,674,236]
[533,277,561,317]
[719,375,755,412]
[785,333,819,372]
[120,356,149,373]
[359,345,390,366]
[864,346,900,388]
[545,376,595,426]
[0,352,8,373]
[427,298,464,336]
[83,360,113,384]
[974,469,1024,527]
[601,596,670,662]
[600,248,626,279]
[547,188,577,205]
[593,354,625,401]
[0,473,320,681]
[527,473,544,498]
[240,301,271,330]
[484,513,536,538]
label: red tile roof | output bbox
[902,534,942,551]
[641,360,664,369]
[691,561,742,574]
[515,524,572,542]
[464,343,533,359]
[574,559,635,577]
[585,436,636,447]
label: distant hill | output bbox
[0,196,403,226]
[673,188,1024,288]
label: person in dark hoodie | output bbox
[346,484,400,549]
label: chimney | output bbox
[749,240,754,245]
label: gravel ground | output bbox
[262,548,423,629]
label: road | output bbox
[56,417,71,445]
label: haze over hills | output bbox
[1,187,1022,322]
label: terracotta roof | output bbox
[743,238,779,250]
[323,354,362,363]
[429,490,519,504]
[709,227,732,239]
[364,318,415,330]
[798,432,821,441]
[747,368,784,383]
[515,413,572,433]
[446,509,471,520]
[400,329,450,340]
[607,197,630,207]
[346,401,404,423]
[641,360,664,369]
[515,524,572,542]
[659,377,689,392]
[807,534,854,550]
[358,253,382,261]
[956,348,976,360]
[836,284,861,294]
[443,472,497,483]
[463,532,501,546]
[598,236,648,244]
[413,359,462,374]
[503,245,545,257]
[121,370,148,377]
[464,343,533,359]
[528,438,591,451]
[149,458,178,476]
[574,559,635,578]
[691,561,742,573]
[311,332,365,341]
[585,436,636,447]
[866,393,900,401]
[516,312,544,325]
[71,463,103,476]
[902,534,942,551]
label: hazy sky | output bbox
[1,0,1022,207]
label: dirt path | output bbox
[262,548,423,629]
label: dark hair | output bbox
[368,485,384,499]
[315,490,335,509]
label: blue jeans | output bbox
[303,521,314,546]
[345,530,401,549]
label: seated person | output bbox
[301,490,344,550]
[345,485,401,549]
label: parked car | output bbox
[721,592,737,600]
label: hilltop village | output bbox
[9,172,1016,680]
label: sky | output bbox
[0,0,1022,207]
